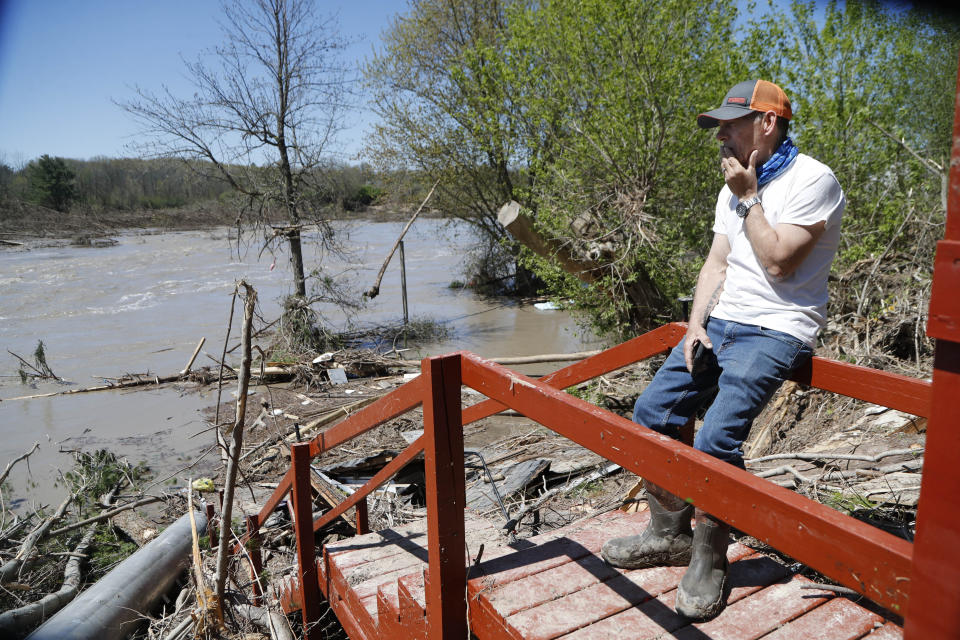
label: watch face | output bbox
[736,202,748,217]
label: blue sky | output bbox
[0,0,400,166]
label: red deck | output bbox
[280,508,901,639]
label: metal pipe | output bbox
[27,509,207,640]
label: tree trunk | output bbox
[287,229,307,298]
[498,201,665,326]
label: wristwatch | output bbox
[736,196,761,218]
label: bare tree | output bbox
[121,0,352,298]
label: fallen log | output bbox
[0,526,96,637]
[394,349,602,368]
[5,365,295,402]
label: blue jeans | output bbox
[632,317,812,468]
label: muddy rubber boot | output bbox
[601,481,693,569]
[675,510,731,620]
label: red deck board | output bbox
[761,597,884,640]
[468,510,652,597]
[398,571,427,637]
[865,622,904,639]
[375,582,403,638]
[504,543,764,640]
[671,575,828,640]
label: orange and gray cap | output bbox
[697,79,792,128]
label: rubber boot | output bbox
[675,510,730,620]
[601,481,693,569]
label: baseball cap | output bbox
[697,80,793,129]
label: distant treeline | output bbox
[0,156,394,214]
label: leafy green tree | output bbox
[25,155,76,212]
[365,0,526,289]
[496,0,743,335]
[367,0,743,330]
[746,0,960,319]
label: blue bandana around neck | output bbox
[756,137,798,187]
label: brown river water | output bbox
[0,219,600,509]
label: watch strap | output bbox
[736,196,761,218]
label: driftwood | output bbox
[0,525,96,636]
[502,463,621,533]
[48,496,162,537]
[396,349,602,368]
[215,281,256,605]
[7,349,61,382]
[746,447,923,465]
[5,364,294,402]
[755,457,923,484]
[233,604,296,640]
[0,442,39,486]
[180,337,206,375]
[0,494,72,584]
[365,178,440,299]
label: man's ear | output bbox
[762,111,779,137]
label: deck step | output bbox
[280,509,903,639]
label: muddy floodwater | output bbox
[0,218,601,508]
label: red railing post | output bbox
[422,354,467,640]
[906,54,960,639]
[291,442,322,640]
[245,515,264,606]
[355,497,370,535]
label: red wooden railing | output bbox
[238,54,960,640]
[239,322,936,639]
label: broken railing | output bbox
[234,320,940,639]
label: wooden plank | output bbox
[461,354,913,615]
[792,357,930,418]
[310,468,357,529]
[867,622,905,639]
[329,589,371,640]
[398,571,427,638]
[325,519,428,567]
[461,323,686,426]
[307,374,425,457]
[761,597,883,640]
[483,553,621,618]
[376,582,403,638]
[671,575,828,640]
[329,515,501,631]
[503,544,760,640]
[469,511,652,595]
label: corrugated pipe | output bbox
[26,509,207,640]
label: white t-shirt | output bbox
[710,153,845,347]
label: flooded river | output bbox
[0,219,600,507]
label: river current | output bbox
[0,219,599,507]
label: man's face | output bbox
[715,113,761,167]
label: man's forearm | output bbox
[688,263,726,328]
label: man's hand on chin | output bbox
[721,148,759,200]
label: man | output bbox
[601,80,845,619]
